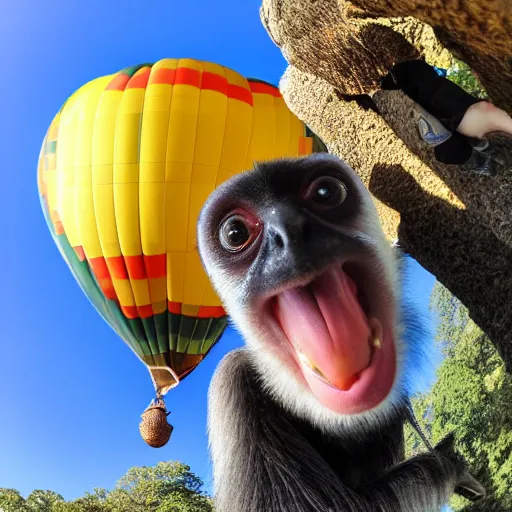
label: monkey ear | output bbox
[434,432,465,469]
[434,432,456,454]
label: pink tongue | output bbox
[274,267,372,391]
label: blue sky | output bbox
[0,0,438,501]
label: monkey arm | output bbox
[357,434,475,511]
[208,349,365,512]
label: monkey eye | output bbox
[303,176,347,207]
[219,212,260,253]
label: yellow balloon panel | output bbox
[39,59,314,323]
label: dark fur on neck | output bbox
[208,348,463,512]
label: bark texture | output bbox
[261,0,512,371]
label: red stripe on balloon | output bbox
[51,210,64,235]
[144,254,167,279]
[105,254,167,280]
[106,74,131,91]
[228,84,253,106]
[249,81,282,97]
[121,304,138,319]
[299,136,312,156]
[120,300,225,319]
[175,67,201,88]
[124,255,146,280]
[88,256,118,300]
[201,71,228,95]
[88,256,110,280]
[138,304,154,318]
[126,68,151,89]
[197,306,226,318]
[149,68,177,85]
[147,67,253,106]
[73,245,86,261]
[168,301,182,314]
[98,279,117,301]
[106,256,128,280]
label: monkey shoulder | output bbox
[208,350,357,511]
[209,348,259,395]
[208,348,266,416]
[208,348,296,438]
[212,347,253,376]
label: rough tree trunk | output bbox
[348,0,512,110]
[260,0,512,372]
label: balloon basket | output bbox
[139,396,174,448]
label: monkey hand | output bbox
[434,433,486,502]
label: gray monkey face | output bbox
[197,154,400,416]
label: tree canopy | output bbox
[0,461,213,512]
[405,282,512,511]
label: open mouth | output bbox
[267,263,396,414]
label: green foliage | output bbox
[446,59,488,99]
[0,488,30,511]
[407,282,512,511]
[0,461,213,512]
[0,489,66,512]
[26,491,66,512]
[105,461,213,512]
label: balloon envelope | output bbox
[37,58,314,394]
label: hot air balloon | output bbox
[37,58,317,446]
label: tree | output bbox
[0,461,212,512]
[52,490,108,512]
[0,489,65,512]
[405,282,512,511]
[104,461,212,512]
[447,60,487,100]
[25,491,66,512]
[260,0,512,373]
[0,488,29,512]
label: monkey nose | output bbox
[266,206,307,251]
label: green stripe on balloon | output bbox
[39,191,151,360]
[201,319,228,355]
[141,317,159,355]
[38,182,228,381]
[188,317,211,355]
[126,318,152,357]
[55,232,148,360]
[168,313,181,352]
[154,312,169,354]
[46,140,57,154]
[119,63,154,78]
[177,316,195,353]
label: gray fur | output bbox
[197,154,481,512]
[208,350,463,512]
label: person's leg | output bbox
[457,101,512,139]
[416,107,472,165]
[381,59,510,173]
[382,59,479,125]
[433,133,473,165]
[382,60,475,164]
[383,59,512,140]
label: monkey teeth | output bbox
[369,317,383,350]
[295,345,331,383]
[290,317,384,389]
[293,320,382,387]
